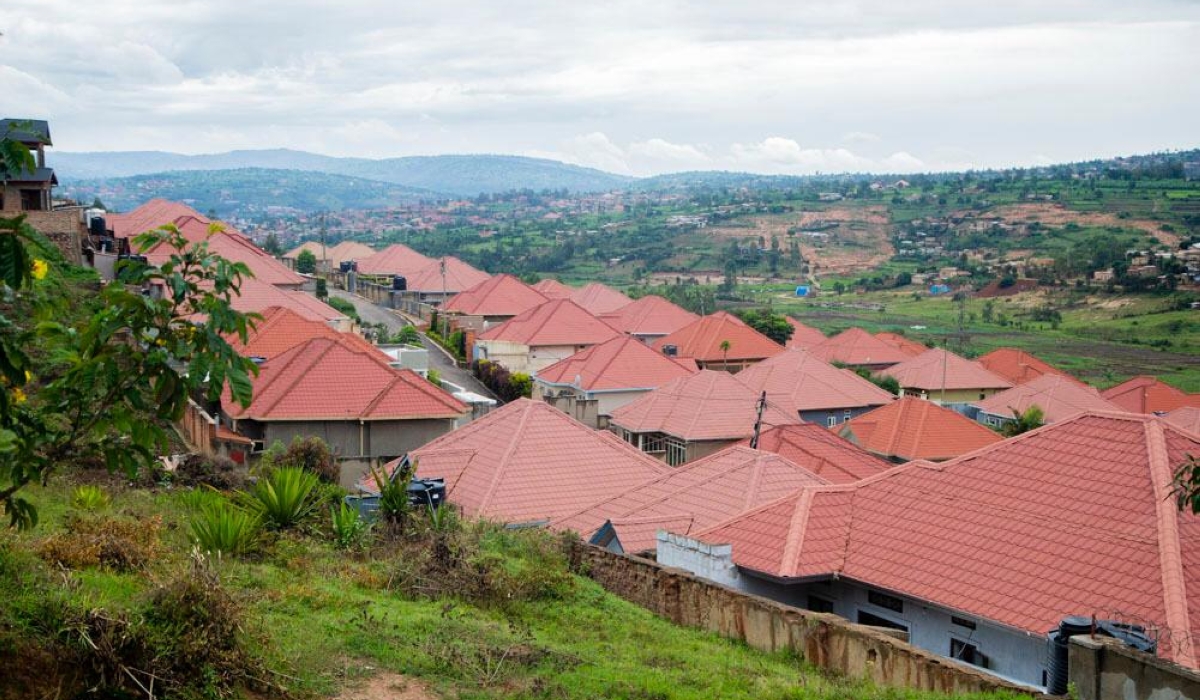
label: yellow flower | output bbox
[11,388,26,405]
[30,259,48,281]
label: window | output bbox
[950,638,988,668]
[951,616,977,631]
[867,590,904,614]
[807,596,835,613]
[857,610,908,633]
[844,409,852,420]
[827,415,837,427]
[665,436,687,466]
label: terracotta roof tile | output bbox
[478,299,622,347]
[570,282,633,314]
[355,244,434,276]
[283,240,374,265]
[975,374,1122,424]
[838,397,1003,461]
[881,348,1013,392]
[874,332,928,357]
[738,424,892,484]
[651,311,785,363]
[395,399,670,524]
[535,335,698,391]
[531,278,574,299]
[223,337,466,422]
[695,412,1200,667]
[225,278,346,322]
[226,306,376,360]
[809,327,911,367]
[108,198,208,240]
[442,274,548,317]
[977,347,1078,386]
[610,369,801,441]
[785,318,826,349]
[1165,407,1200,435]
[735,348,896,414]
[1102,376,1200,414]
[553,445,829,552]
[599,295,698,338]
[404,257,490,293]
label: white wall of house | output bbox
[477,341,599,374]
[658,533,1049,690]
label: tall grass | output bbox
[242,466,319,529]
[70,485,110,511]
[190,504,260,556]
[329,502,371,550]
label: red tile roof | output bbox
[737,424,892,484]
[695,412,1200,667]
[535,335,698,391]
[874,332,928,357]
[570,282,633,315]
[531,278,574,299]
[785,318,826,349]
[553,445,829,552]
[974,374,1122,424]
[1102,376,1200,414]
[809,327,911,367]
[442,274,548,317]
[404,257,490,294]
[1165,407,1200,435]
[108,198,208,240]
[477,299,622,347]
[283,240,375,265]
[355,244,434,276]
[651,311,785,363]
[881,348,1012,392]
[191,227,305,287]
[610,369,801,441]
[226,306,377,360]
[976,347,1078,386]
[401,399,670,524]
[599,295,698,338]
[839,396,1004,461]
[227,278,345,322]
[735,348,895,414]
[223,337,466,422]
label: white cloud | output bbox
[842,131,882,145]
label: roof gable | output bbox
[739,424,892,484]
[405,257,490,293]
[1103,376,1200,414]
[599,295,698,337]
[225,278,345,322]
[1166,407,1200,436]
[226,306,368,360]
[442,274,548,317]
[535,335,698,391]
[975,374,1122,423]
[977,347,1077,386]
[785,318,826,350]
[651,311,785,362]
[478,298,621,347]
[570,282,633,314]
[839,397,1003,461]
[735,348,896,414]
[531,278,574,299]
[355,244,434,276]
[874,332,928,357]
[881,348,1013,392]
[809,327,911,367]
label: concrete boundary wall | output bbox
[574,543,1040,696]
[1069,635,1200,700]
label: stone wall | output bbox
[575,543,1040,696]
[18,210,83,265]
[1069,635,1200,700]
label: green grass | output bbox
[1,478,1021,700]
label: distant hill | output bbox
[52,149,634,196]
[57,168,439,217]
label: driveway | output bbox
[328,289,496,400]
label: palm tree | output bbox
[1002,405,1045,437]
[719,339,731,370]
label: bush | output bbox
[174,454,248,491]
[70,485,110,511]
[328,296,360,322]
[275,436,339,484]
[191,503,261,556]
[471,360,532,401]
[329,501,371,550]
[38,514,161,571]
[394,325,421,345]
[241,466,320,529]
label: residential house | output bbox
[441,273,549,331]
[570,281,633,315]
[874,332,927,357]
[531,278,574,299]
[838,397,1003,462]
[225,305,377,361]
[400,256,490,305]
[1093,269,1115,282]
[1101,376,1200,414]
[737,424,892,485]
[370,398,670,526]
[609,369,800,466]
[880,348,1012,407]
[282,240,375,272]
[659,412,1200,688]
[473,298,622,373]
[533,335,698,427]
[1164,406,1200,434]
[598,295,698,345]
[976,347,1077,386]
[221,336,467,486]
[785,318,825,350]
[809,327,911,370]
[651,311,785,373]
[973,374,1121,428]
[0,118,54,212]
[735,348,896,427]
[225,277,351,331]
[553,445,831,554]
[354,243,434,277]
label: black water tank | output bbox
[662,344,678,357]
[407,478,445,508]
[1046,616,1092,695]
[89,215,106,237]
[393,275,407,291]
[339,261,353,273]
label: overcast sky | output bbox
[4,1,1199,176]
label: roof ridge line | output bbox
[253,338,331,418]
[780,489,816,578]
[477,402,536,513]
[1144,419,1196,667]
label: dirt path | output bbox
[334,672,437,700]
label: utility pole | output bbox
[750,391,767,449]
[440,257,449,338]
[319,212,328,274]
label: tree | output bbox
[737,309,794,345]
[314,278,328,300]
[1174,455,1200,514]
[1001,405,1044,437]
[719,340,731,368]
[263,232,283,256]
[295,249,317,274]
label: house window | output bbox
[867,590,904,614]
[951,616,977,631]
[807,596,835,613]
[843,409,852,420]
[950,638,988,668]
[642,432,667,454]
[979,392,986,400]
[827,415,837,428]
[857,610,908,633]
[665,436,687,466]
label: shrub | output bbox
[241,466,320,529]
[394,325,421,345]
[427,369,442,387]
[70,485,110,511]
[38,514,161,571]
[329,501,371,550]
[174,454,248,491]
[276,436,339,484]
[178,486,226,512]
[190,503,261,556]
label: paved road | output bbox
[329,289,496,400]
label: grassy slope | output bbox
[3,479,1018,700]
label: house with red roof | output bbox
[283,240,375,273]
[735,348,895,428]
[399,256,490,305]
[570,282,633,315]
[1101,376,1200,414]
[976,347,1077,386]
[441,274,549,330]
[785,317,826,350]
[372,398,670,526]
[973,374,1121,428]
[659,412,1200,688]
[808,327,911,370]
[531,278,574,299]
[609,369,801,466]
[224,277,352,331]
[874,331,927,357]
[553,445,831,554]
[221,337,467,484]
[838,396,1003,462]
[736,424,892,485]
[532,335,698,427]
[880,348,1012,406]
[225,306,378,361]
[354,243,434,277]
[651,311,785,373]
[474,298,622,374]
[599,295,698,344]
